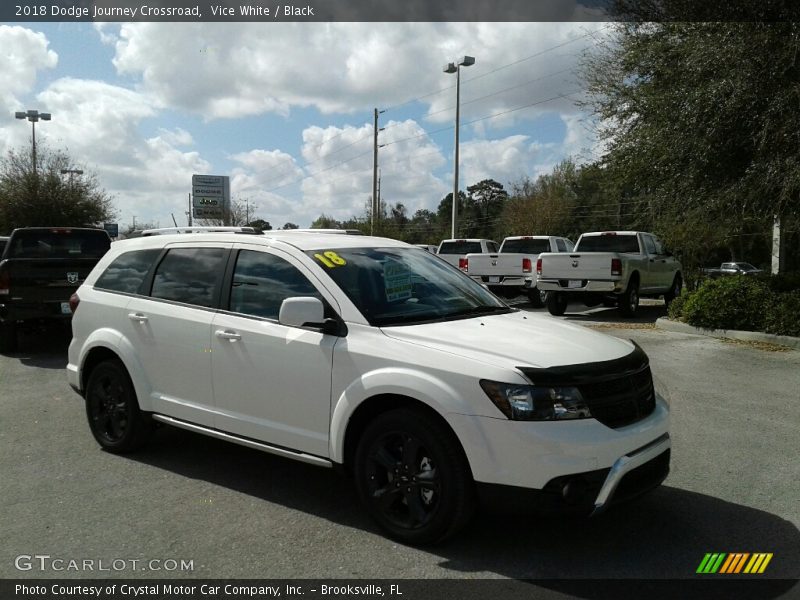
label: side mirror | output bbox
[279,297,325,328]
[278,297,346,336]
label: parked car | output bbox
[68,232,670,544]
[464,235,574,307]
[702,262,763,278]
[436,238,499,269]
[537,231,683,317]
[0,227,111,352]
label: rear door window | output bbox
[150,248,226,308]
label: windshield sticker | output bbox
[383,261,412,302]
[314,251,347,268]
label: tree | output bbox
[581,19,800,270]
[0,145,115,233]
[247,218,272,231]
[465,179,508,239]
[282,222,299,229]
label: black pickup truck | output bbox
[0,227,111,352]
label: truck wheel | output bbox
[0,321,17,353]
[527,288,546,308]
[546,292,568,316]
[354,408,475,545]
[85,359,153,453]
[663,274,682,305]
[618,281,640,317]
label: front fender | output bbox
[328,367,472,464]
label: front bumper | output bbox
[448,395,670,513]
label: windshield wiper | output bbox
[447,305,512,318]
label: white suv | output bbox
[67,231,670,544]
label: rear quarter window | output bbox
[94,249,162,294]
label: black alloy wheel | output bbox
[85,359,152,453]
[355,408,475,545]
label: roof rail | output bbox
[140,226,262,236]
[269,228,364,235]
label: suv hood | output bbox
[381,311,635,372]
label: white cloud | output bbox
[105,22,603,131]
[0,25,58,110]
[32,78,210,227]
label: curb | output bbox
[655,318,800,350]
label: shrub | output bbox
[682,276,773,332]
[667,289,690,320]
[764,291,800,337]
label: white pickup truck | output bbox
[536,231,683,317]
[464,236,574,307]
[436,238,499,268]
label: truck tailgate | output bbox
[2,258,97,302]
[539,253,616,280]
[466,253,528,278]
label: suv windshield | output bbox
[307,247,510,326]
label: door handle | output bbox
[128,313,148,323]
[215,330,242,341]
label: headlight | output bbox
[479,380,592,421]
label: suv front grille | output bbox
[578,366,655,428]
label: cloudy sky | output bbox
[1,20,609,230]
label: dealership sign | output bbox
[192,174,230,218]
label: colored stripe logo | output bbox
[697,553,773,574]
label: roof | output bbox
[110,231,412,252]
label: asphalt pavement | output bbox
[1,311,798,591]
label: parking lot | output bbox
[1,303,798,586]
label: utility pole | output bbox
[188,192,193,226]
[372,108,385,235]
[377,169,382,218]
[132,215,137,230]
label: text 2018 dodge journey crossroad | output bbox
[67,230,670,544]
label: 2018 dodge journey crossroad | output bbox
[67,229,670,544]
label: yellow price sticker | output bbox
[314,251,347,268]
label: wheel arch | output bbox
[340,394,469,476]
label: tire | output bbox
[618,279,640,317]
[546,292,568,316]
[0,321,17,353]
[85,359,153,453]
[354,408,476,545]
[527,288,546,308]
[663,274,682,305]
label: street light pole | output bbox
[15,109,52,176]
[443,56,474,239]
